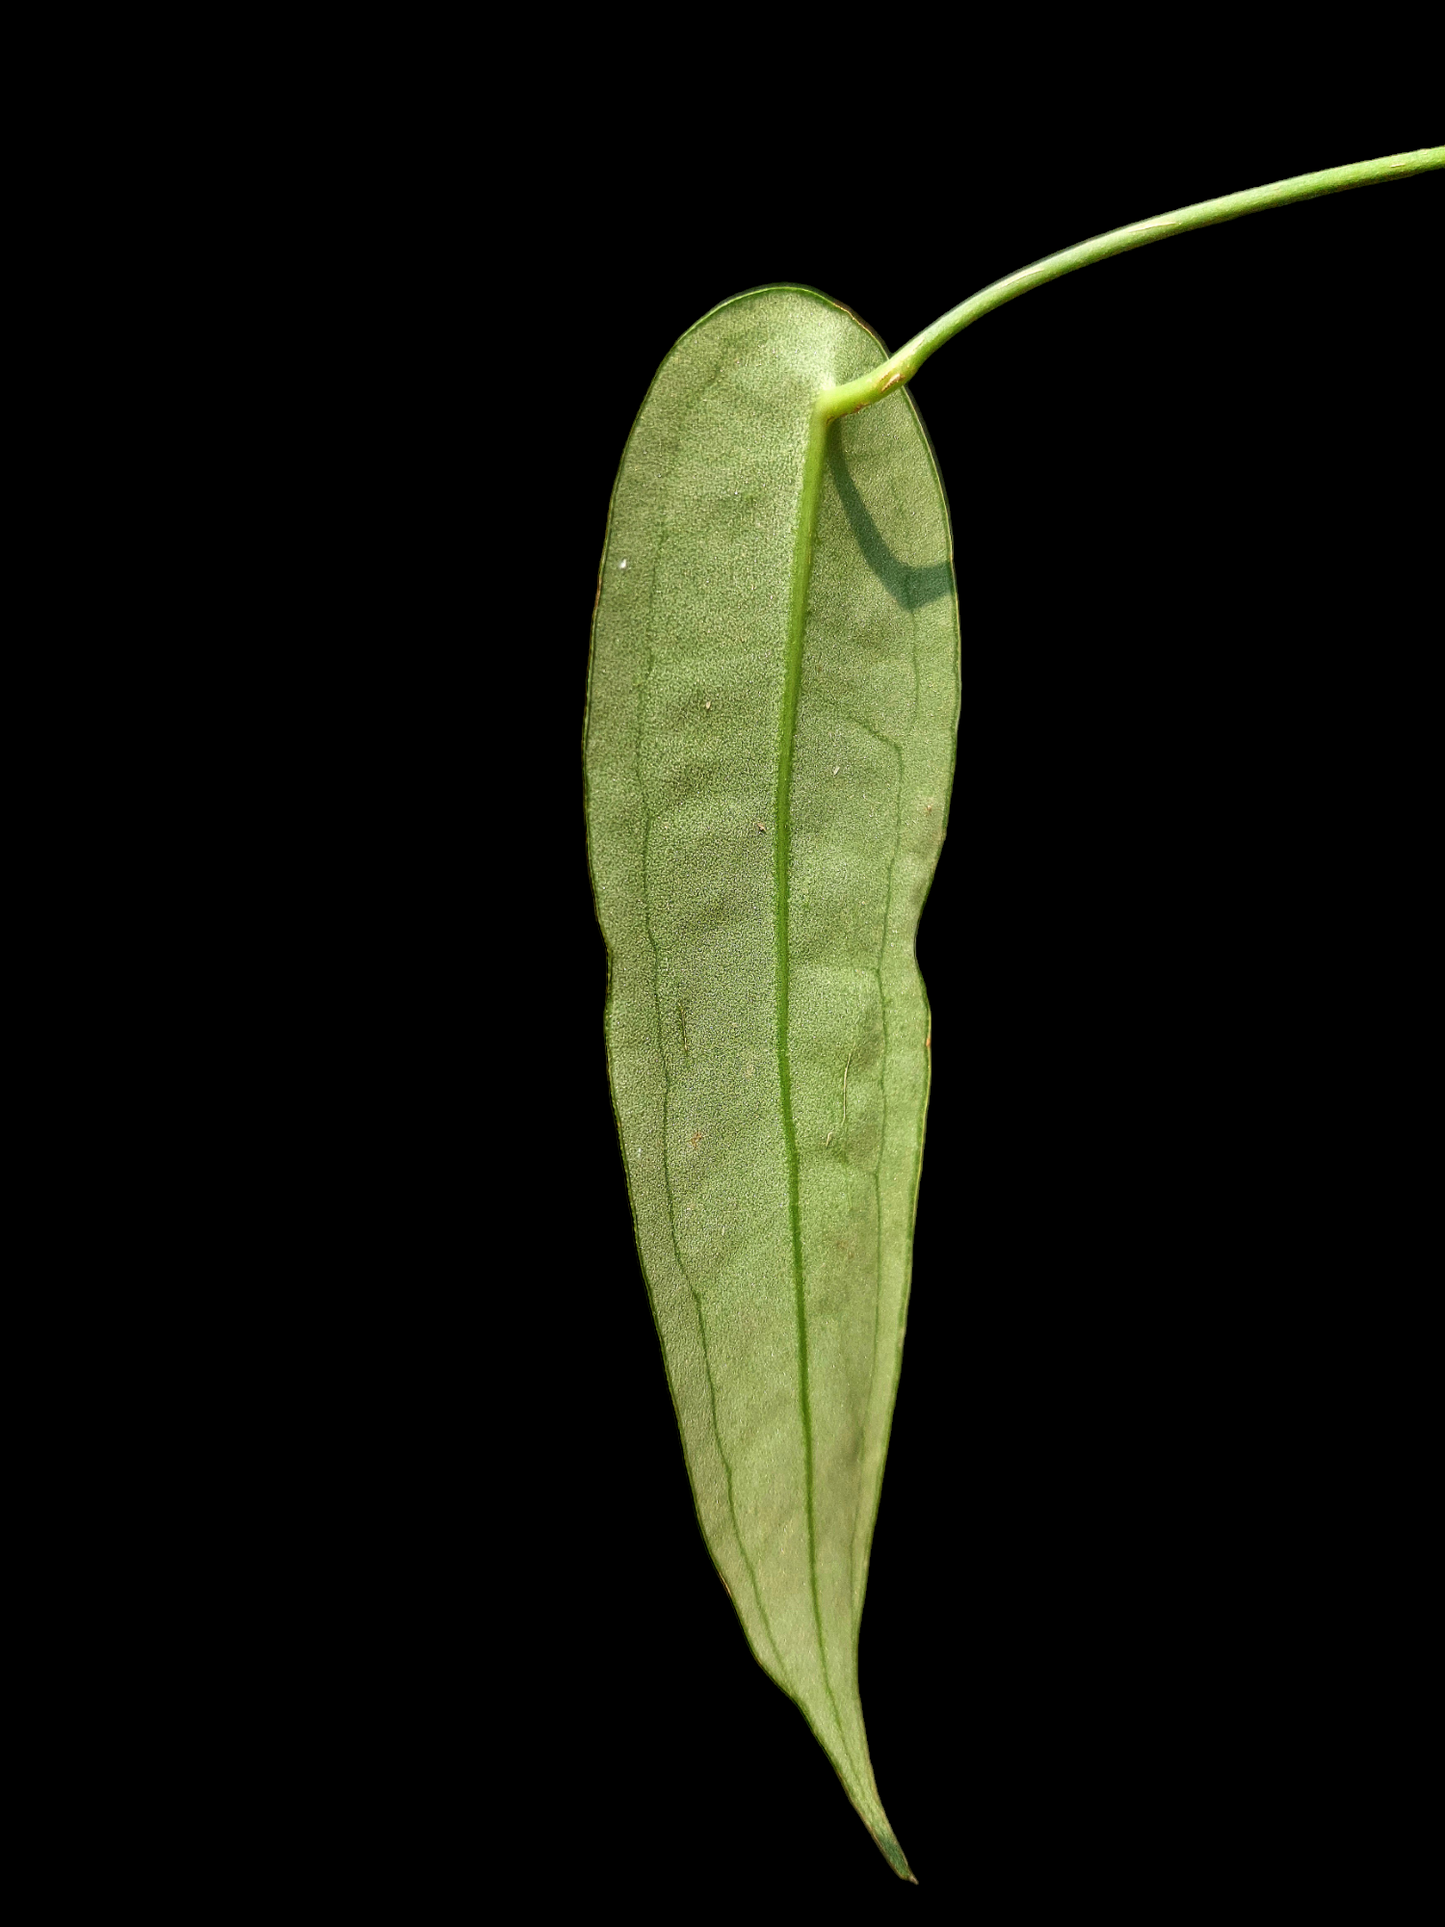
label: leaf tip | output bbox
[868,1821,916,1884]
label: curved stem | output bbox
[818,148,1444,422]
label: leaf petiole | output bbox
[818,148,1444,422]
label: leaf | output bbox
[583,286,959,1878]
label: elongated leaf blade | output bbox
[584,286,959,1877]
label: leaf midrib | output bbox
[773,399,860,1774]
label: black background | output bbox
[471,132,1438,1905]
[287,113,1437,1910]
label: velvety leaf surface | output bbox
[584,286,959,1877]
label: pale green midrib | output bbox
[853,729,904,1615]
[773,397,868,1790]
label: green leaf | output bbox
[584,286,958,1878]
